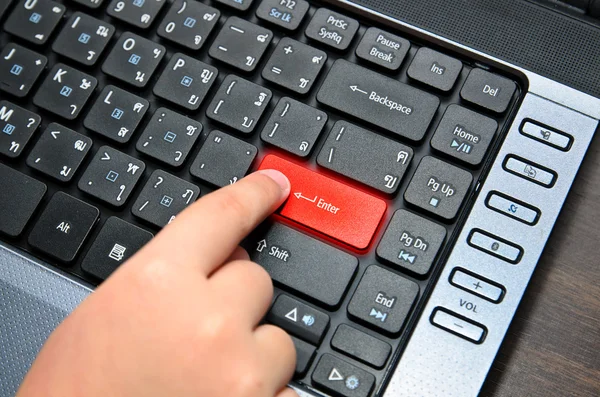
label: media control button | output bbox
[267,294,330,345]
[485,191,541,225]
[503,155,557,187]
[430,307,486,344]
[468,229,523,264]
[450,268,505,303]
[348,265,419,334]
[520,120,573,151]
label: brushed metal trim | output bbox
[320,2,600,397]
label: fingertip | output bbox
[255,169,291,199]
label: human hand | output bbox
[17,170,297,397]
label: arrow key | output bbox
[312,354,375,397]
[266,294,330,345]
[291,336,316,377]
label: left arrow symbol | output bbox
[51,131,60,139]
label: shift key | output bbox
[317,59,440,141]
[248,223,358,308]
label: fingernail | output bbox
[257,169,291,196]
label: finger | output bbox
[226,246,250,263]
[254,324,296,393]
[276,388,300,397]
[209,260,273,326]
[147,170,290,274]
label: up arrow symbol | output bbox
[328,368,344,381]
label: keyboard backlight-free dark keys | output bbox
[258,155,386,250]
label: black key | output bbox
[267,294,330,345]
[28,192,99,263]
[430,105,498,166]
[102,32,166,88]
[4,0,65,45]
[216,0,253,11]
[317,60,440,141]
[404,156,473,220]
[348,265,419,334]
[206,75,272,134]
[331,324,391,369]
[377,210,447,276]
[256,0,310,31]
[0,164,46,237]
[136,107,203,167]
[78,146,146,207]
[317,121,413,194]
[33,64,98,120]
[132,169,200,227]
[0,43,47,97]
[208,17,272,72]
[26,123,92,182]
[72,0,105,9]
[190,130,257,187]
[84,85,149,144]
[106,0,167,29]
[355,27,410,71]
[261,97,327,157]
[291,336,316,376]
[0,0,15,20]
[305,8,359,51]
[312,354,375,397]
[157,0,220,50]
[153,53,218,110]
[52,12,115,66]
[407,48,463,92]
[262,37,327,94]
[461,68,517,113]
[81,217,153,280]
[0,101,41,158]
[248,223,358,308]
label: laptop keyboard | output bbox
[0,1,521,395]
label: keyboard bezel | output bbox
[0,1,537,396]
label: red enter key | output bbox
[259,155,386,250]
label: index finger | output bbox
[145,169,290,274]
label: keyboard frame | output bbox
[323,1,600,396]
[0,1,598,397]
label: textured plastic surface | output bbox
[345,0,600,98]
[0,243,90,397]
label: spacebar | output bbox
[248,223,358,308]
